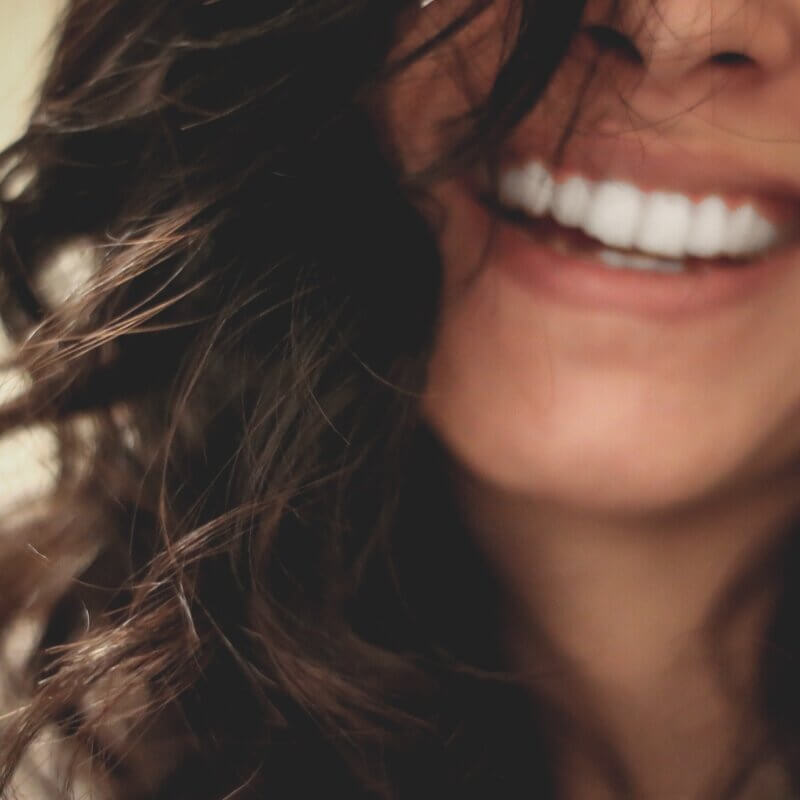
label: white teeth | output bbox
[724,205,758,256]
[598,249,684,273]
[528,163,555,215]
[551,176,593,228]
[724,204,780,256]
[585,181,641,249]
[685,196,728,258]
[749,215,782,252]
[499,162,554,215]
[497,161,785,263]
[635,192,692,259]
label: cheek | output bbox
[373,0,516,174]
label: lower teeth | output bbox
[597,249,686,273]
[547,230,688,273]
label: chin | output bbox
[421,384,774,519]
[420,232,800,522]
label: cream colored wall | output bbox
[0,2,64,149]
[0,11,106,798]
[0,1,65,509]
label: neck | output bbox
[454,470,800,798]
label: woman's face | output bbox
[377,0,800,516]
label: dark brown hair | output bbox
[0,1,589,797]
[4,1,797,798]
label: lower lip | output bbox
[483,206,798,320]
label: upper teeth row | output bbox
[498,162,784,260]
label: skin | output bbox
[376,0,800,796]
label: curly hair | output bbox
[0,1,601,797]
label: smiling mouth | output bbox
[484,202,781,275]
[490,160,800,273]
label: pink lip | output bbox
[480,200,799,320]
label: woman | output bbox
[0,0,798,796]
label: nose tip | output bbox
[588,0,797,81]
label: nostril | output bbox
[582,24,644,66]
[708,51,756,67]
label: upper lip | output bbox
[492,133,800,225]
